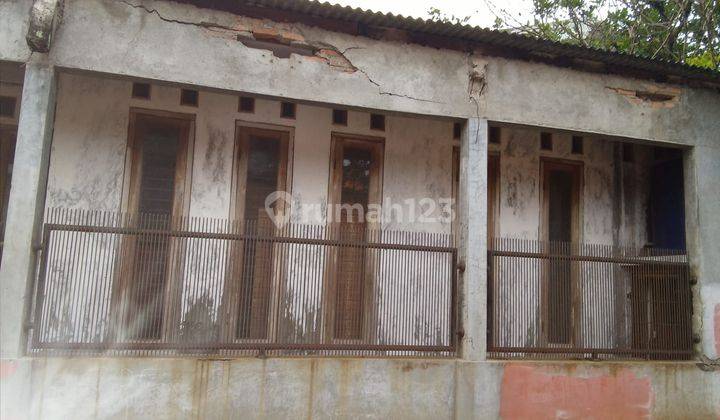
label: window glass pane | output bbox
[243,135,281,220]
[339,146,372,223]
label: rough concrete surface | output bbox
[1,358,719,419]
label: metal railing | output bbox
[29,208,457,357]
[487,238,693,360]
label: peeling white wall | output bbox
[47,72,456,232]
[495,127,618,242]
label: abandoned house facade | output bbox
[1,0,719,418]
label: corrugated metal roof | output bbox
[229,0,720,86]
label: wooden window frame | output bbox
[571,136,584,155]
[451,146,460,240]
[220,121,294,343]
[0,124,17,254]
[539,158,584,347]
[323,132,384,343]
[487,153,501,244]
[112,108,195,343]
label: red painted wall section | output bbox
[500,365,653,419]
[715,303,720,356]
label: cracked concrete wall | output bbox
[1,0,718,146]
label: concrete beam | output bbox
[458,118,488,361]
[0,61,56,358]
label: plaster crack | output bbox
[353,64,443,104]
[119,0,235,31]
[467,52,485,141]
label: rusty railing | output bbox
[487,238,693,360]
[29,208,457,357]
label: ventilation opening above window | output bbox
[280,102,296,119]
[239,96,255,113]
[370,114,385,131]
[132,83,151,100]
[180,89,199,107]
[332,109,347,125]
[572,136,583,154]
[540,132,553,150]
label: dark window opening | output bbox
[332,109,348,125]
[647,149,685,250]
[180,89,199,107]
[239,96,255,113]
[280,102,296,119]
[131,83,151,100]
[370,114,385,131]
[571,136,583,154]
[540,132,553,150]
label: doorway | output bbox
[326,134,384,341]
[540,159,583,345]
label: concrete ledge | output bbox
[1,357,718,419]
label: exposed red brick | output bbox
[500,365,653,419]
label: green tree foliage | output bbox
[430,0,720,70]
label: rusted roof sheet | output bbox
[189,0,720,86]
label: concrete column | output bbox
[684,145,720,359]
[0,61,56,358]
[458,118,488,361]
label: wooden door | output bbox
[229,126,289,340]
[117,110,192,341]
[540,159,582,345]
[326,134,383,341]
